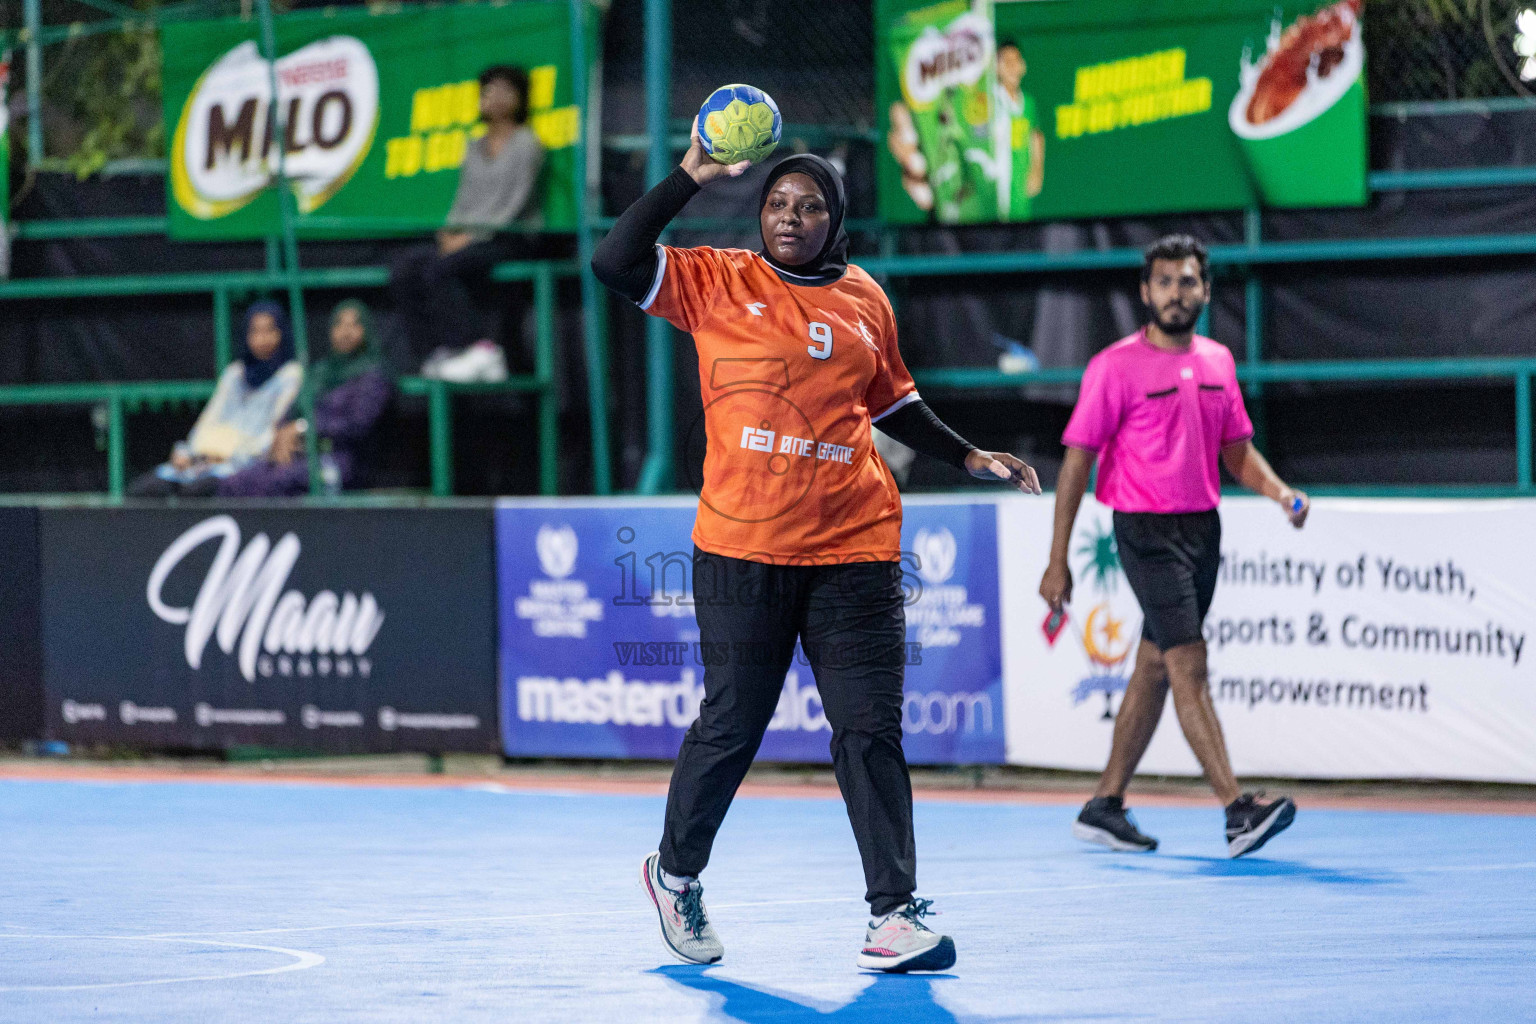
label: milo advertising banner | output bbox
[161,2,588,240]
[878,0,1368,224]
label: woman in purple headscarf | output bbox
[217,299,392,497]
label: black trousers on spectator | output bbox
[659,547,917,917]
[389,235,519,362]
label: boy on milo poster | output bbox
[992,38,1045,222]
[886,0,1003,224]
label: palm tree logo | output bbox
[1074,518,1120,595]
[1067,517,1136,718]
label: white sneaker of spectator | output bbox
[432,340,508,383]
[419,346,454,378]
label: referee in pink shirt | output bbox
[1039,235,1309,858]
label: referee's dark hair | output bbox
[1141,234,1210,285]
[479,65,531,124]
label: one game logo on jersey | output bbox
[171,37,380,220]
[740,425,776,452]
[514,524,604,638]
[739,424,854,464]
[147,515,384,684]
[906,527,985,649]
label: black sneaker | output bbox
[1072,796,1158,851]
[1225,792,1296,858]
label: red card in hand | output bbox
[1042,608,1068,646]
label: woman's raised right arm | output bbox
[590,167,701,303]
[591,124,750,303]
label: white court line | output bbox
[0,936,324,993]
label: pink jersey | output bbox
[1062,330,1254,513]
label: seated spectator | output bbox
[128,300,302,498]
[390,64,545,383]
[219,299,392,497]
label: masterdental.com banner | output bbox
[496,497,1006,765]
[1000,496,1536,783]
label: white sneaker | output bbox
[856,899,956,973]
[641,852,723,965]
[432,340,508,383]
[419,346,453,378]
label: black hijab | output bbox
[757,154,849,287]
[240,299,296,390]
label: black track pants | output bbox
[659,547,917,916]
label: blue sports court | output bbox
[3,773,1532,1023]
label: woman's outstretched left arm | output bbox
[875,399,1041,494]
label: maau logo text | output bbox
[147,515,384,683]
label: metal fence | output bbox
[8,0,1536,173]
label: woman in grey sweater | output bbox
[390,64,544,381]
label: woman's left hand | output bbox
[965,449,1042,494]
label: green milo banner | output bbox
[161,2,586,240]
[877,0,1367,224]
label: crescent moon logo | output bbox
[1081,603,1132,668]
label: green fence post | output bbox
[571,0,614,495]
[1243,207,1268,452]
[213,288,233,370]
[1517,371,1532,492]
[429,380,453,496]
[878,226,899,319]
[535,264,559,496]
[636,0,674,495]
[107,391,126,499]
[23,0,43,168]
[256,0,319,495]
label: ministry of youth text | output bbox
[1221,553,1473,598]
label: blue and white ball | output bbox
[696,84,782,165]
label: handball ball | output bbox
[696,84,781,165]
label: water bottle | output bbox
[320,453,342,496]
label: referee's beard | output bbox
[1152,300,1204,335]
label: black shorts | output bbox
[1112,509,1221,651]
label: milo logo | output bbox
[900,11,994,109]
[171,36,380,220]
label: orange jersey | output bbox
[642,245,918,564]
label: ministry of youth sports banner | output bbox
[160,1,589,240]
[496,497,1005,765]
[999,496,1536,783]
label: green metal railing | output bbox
[7,0,1536,499]
[0,261,569,499]
[913,356,1536,493]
